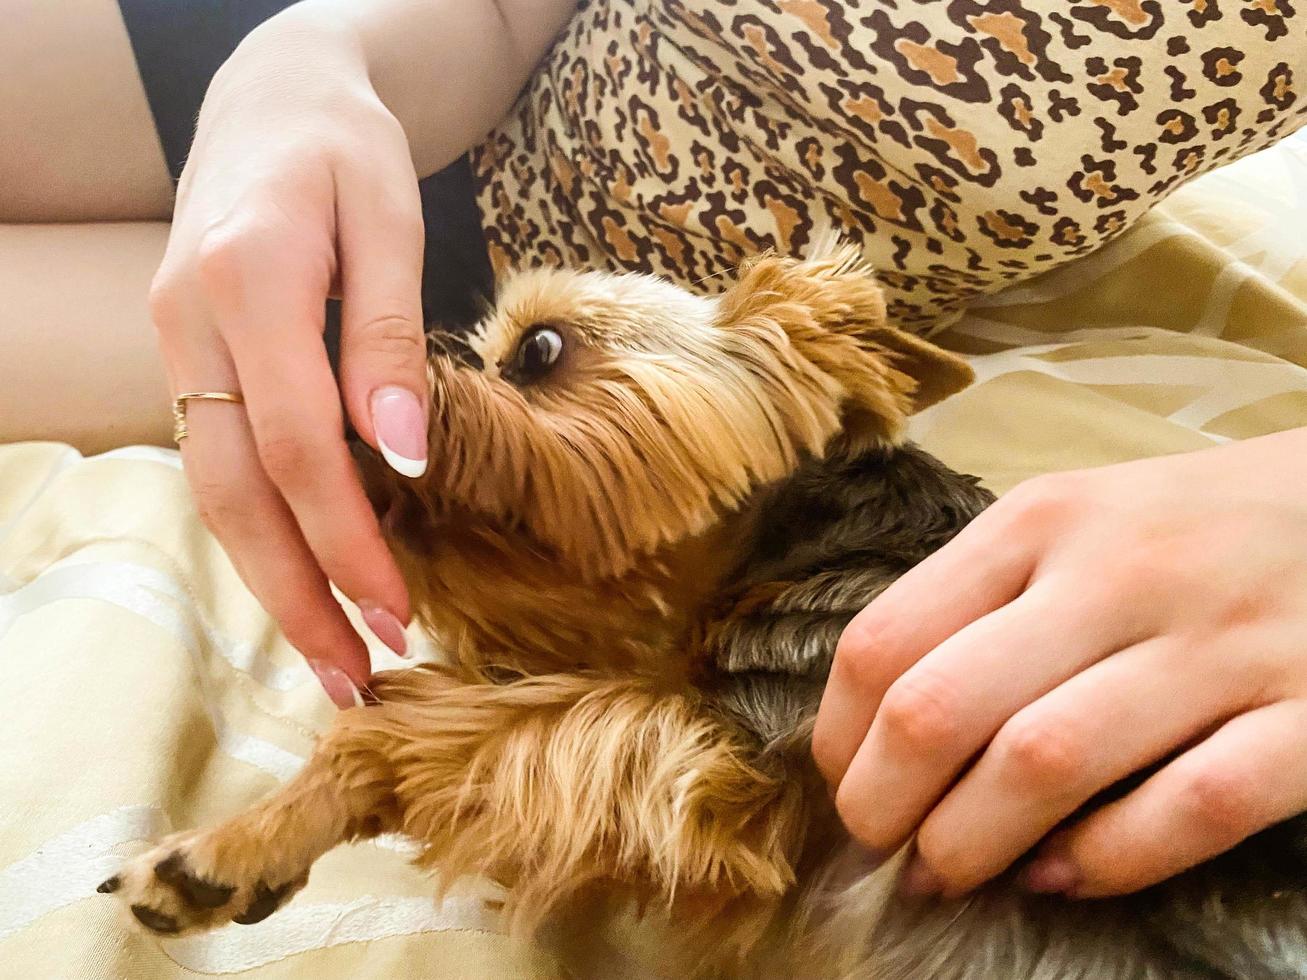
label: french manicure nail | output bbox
[900,855,944,897]
[371,386,427,478]
[360,601,409,657]
[1020,856,1081,895]
[308,660,365,710]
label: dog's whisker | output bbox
[690,266,735,288]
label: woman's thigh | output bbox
[0,222,172,452]
[0,0,172,222]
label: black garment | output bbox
[117,0,495,357]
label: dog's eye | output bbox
[506,325,564,383]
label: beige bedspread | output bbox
[2,132,1304,979]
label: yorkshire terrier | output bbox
[100,249,1307,977]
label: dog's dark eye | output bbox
[506,325,564,383]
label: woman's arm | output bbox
[148,0,578,706]
[224,0,577,180]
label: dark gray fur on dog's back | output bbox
[696,442,1307,979]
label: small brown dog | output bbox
[101,250,1306,977]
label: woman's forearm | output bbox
[228,0,578,179]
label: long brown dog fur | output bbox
[100,249,1307,978]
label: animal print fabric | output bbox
[473,0,1306,332]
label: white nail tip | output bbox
[379,442,428,479]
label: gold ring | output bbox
[172,391,244,444]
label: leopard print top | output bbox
[472,0,1305,332]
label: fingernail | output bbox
[359,601,409,657]
[900,855,943,897]
[1020,855,1081,894]
[371,386,427,478]
[308,660,365,710]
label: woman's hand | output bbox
[147,1,576,707]
[813,426,1307,898]
[150,18,428,706]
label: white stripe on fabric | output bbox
[0,560,308,692]
[162,894,502,972]
[0,804,166,941]
[0,561,308,781]
[0,445,83,553]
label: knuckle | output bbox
[1178,767,1261,842]
[353,314,425,363]
[912,829,965,892]
[146,271,184,328]
[833,786,894,853]
[834,614,903,693]
[1112,539,1187,598]
[192,216,308,298]
[193,225,253,290]
[1210,582,1276,631]
[998,472,1086,534]
[190,477,246,534]
[993,714,1085,790]
[877,671,963,757]
[255,426,327,489]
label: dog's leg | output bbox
[99,717,397,935]
[101,664,806,950]
[361,666,810,939]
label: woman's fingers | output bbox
[152,279,373,701]
[816,441,1307,899]
[831,575,1146,860]
[812,496,1040,790]
[909,635,1257,896]
[195,219,412,653]
[1029,698,1307,898]
[180,399,371,705]
[334,149,429,478]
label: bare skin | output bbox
[0,0,173,222]
[0,0,174,449]
[0,223,172,451]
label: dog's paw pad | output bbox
[100,835,310,936]
[233,880,298,925]
[99,836,255,935]
[130,904,181,934]
[153,852,235,909]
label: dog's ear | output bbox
[852,322,975,413]
[715,247,973,448]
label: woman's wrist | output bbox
[207,10,369,108]
[202,0,576,181]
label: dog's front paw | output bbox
[98,834,307,936]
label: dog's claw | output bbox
[97,875,121,895]
[131,904,180,934]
